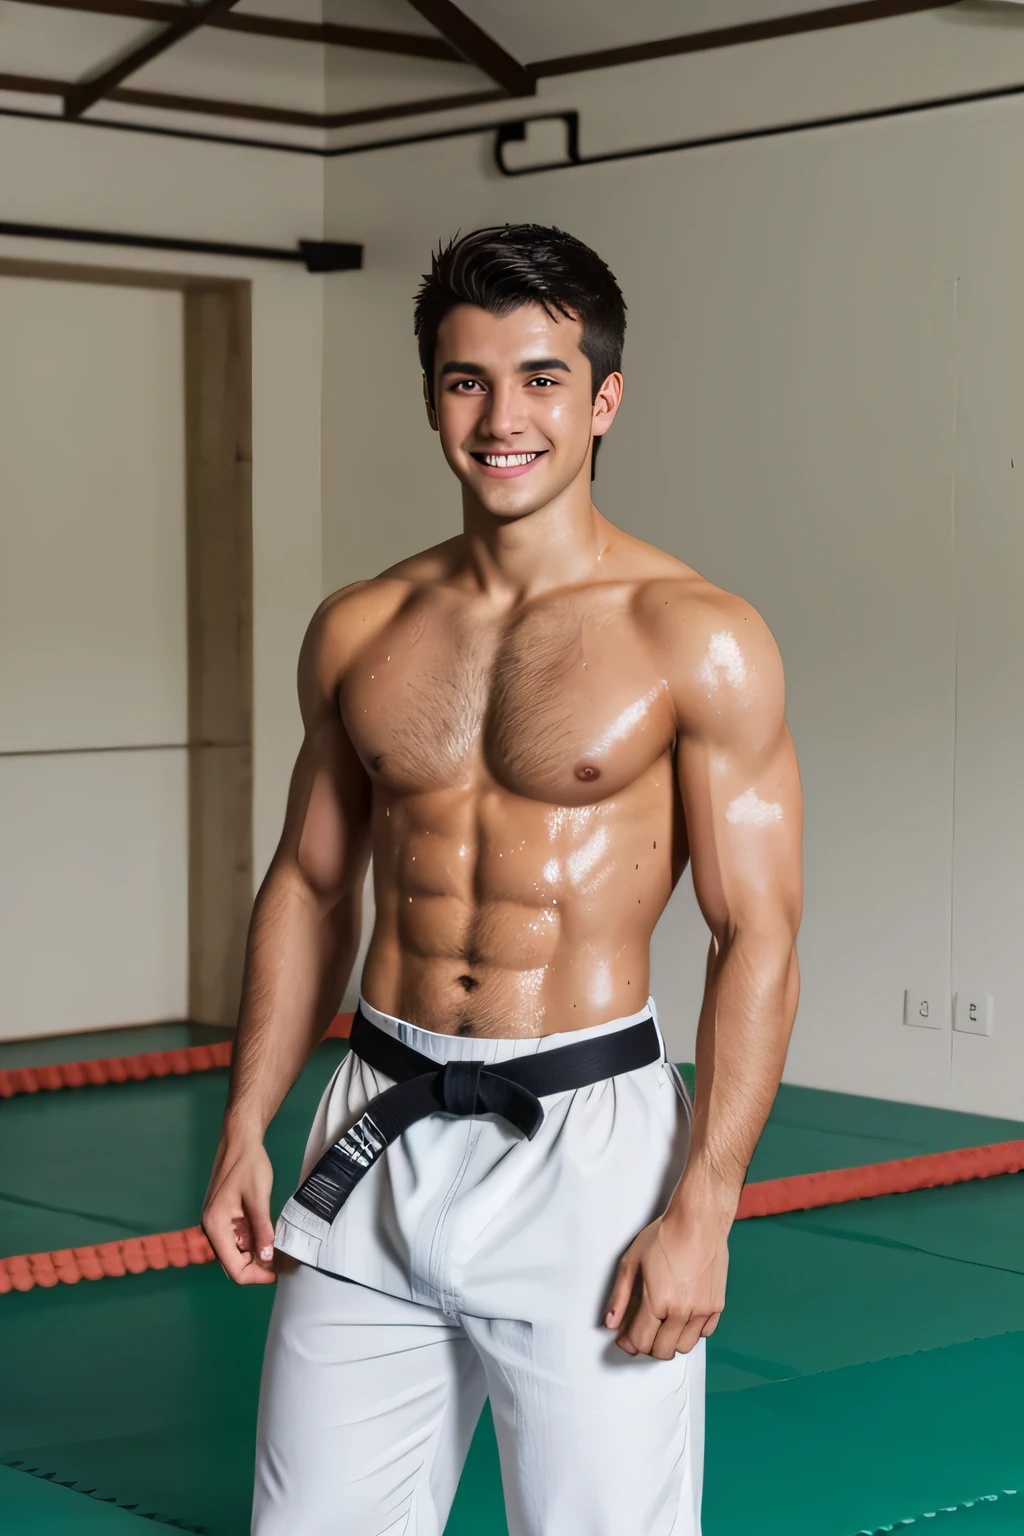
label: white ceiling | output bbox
[326,0,444,34]
[453,0,875,64]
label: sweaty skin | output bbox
[302,542,779,1041]
[203,297,803,1364]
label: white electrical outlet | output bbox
[953,991,994,1037]
[903,990,946,1029]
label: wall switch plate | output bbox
[903,990,946,1029]
[953,991,994,1037]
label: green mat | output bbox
[0,1464,143,1532]
[705,1332,1024,1536]
[713,1178,1024,1391]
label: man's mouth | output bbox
[470,450,547,479]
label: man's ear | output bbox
[422,373,438,432]
[592,371,624,439]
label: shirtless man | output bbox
[202,224,803,1536]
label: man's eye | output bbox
[452,379,483,392]
[528,376,556,386]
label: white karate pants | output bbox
[254,997,704,1535]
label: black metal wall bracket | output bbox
[297,239,363,272]
[494,112,581,176]
[0,220,363,272]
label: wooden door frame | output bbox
[0,256,254,1028]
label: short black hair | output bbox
[414,223,626,412]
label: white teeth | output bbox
[482,452,538,467]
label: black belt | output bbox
[289,1006,661,1227]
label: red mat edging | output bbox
[735,1138,1024,1218]
[0,1014,354,1098]
[0,1226,216,1294]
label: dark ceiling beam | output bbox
[403,0,534,96]
[64,0,241,118]
[110,82,509,131]
[0,69,507,130]
[0,71,66,97]
[16,0,462,61]
[228,17,458,60]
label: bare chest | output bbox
[342,600,675,802]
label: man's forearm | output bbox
[221,862,363,1145]
[669,929,799,1222]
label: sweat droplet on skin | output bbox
[726,788,783,827]
[586,685,662,757]
[698,631,748,694]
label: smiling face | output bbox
[428,302,623,521]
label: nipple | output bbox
[575,764,600,782]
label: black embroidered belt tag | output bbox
[292,1111,386,1224]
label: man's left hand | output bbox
[604,1209,730,1359]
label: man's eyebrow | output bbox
[438,357,572,378]
[517,357,571,374]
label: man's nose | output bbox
[481,382,524,440]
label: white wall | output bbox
[0,277,189,1037]
[947,131,1024,1111]
[321,13,1024,1116]
[0,113,326,1036]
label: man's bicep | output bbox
[674,614,803,946]
[276,606,372,903]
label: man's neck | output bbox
[459,478,615,604]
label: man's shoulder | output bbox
[632,560,763,646]
[631,564,784,728]
[604,524,754,629]
[311,538,462,653]
[376,534,463,586]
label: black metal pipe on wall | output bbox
[0,218,362,272]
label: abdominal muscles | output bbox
[360,757,678,1038]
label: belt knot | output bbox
[440,1059,484,1117]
